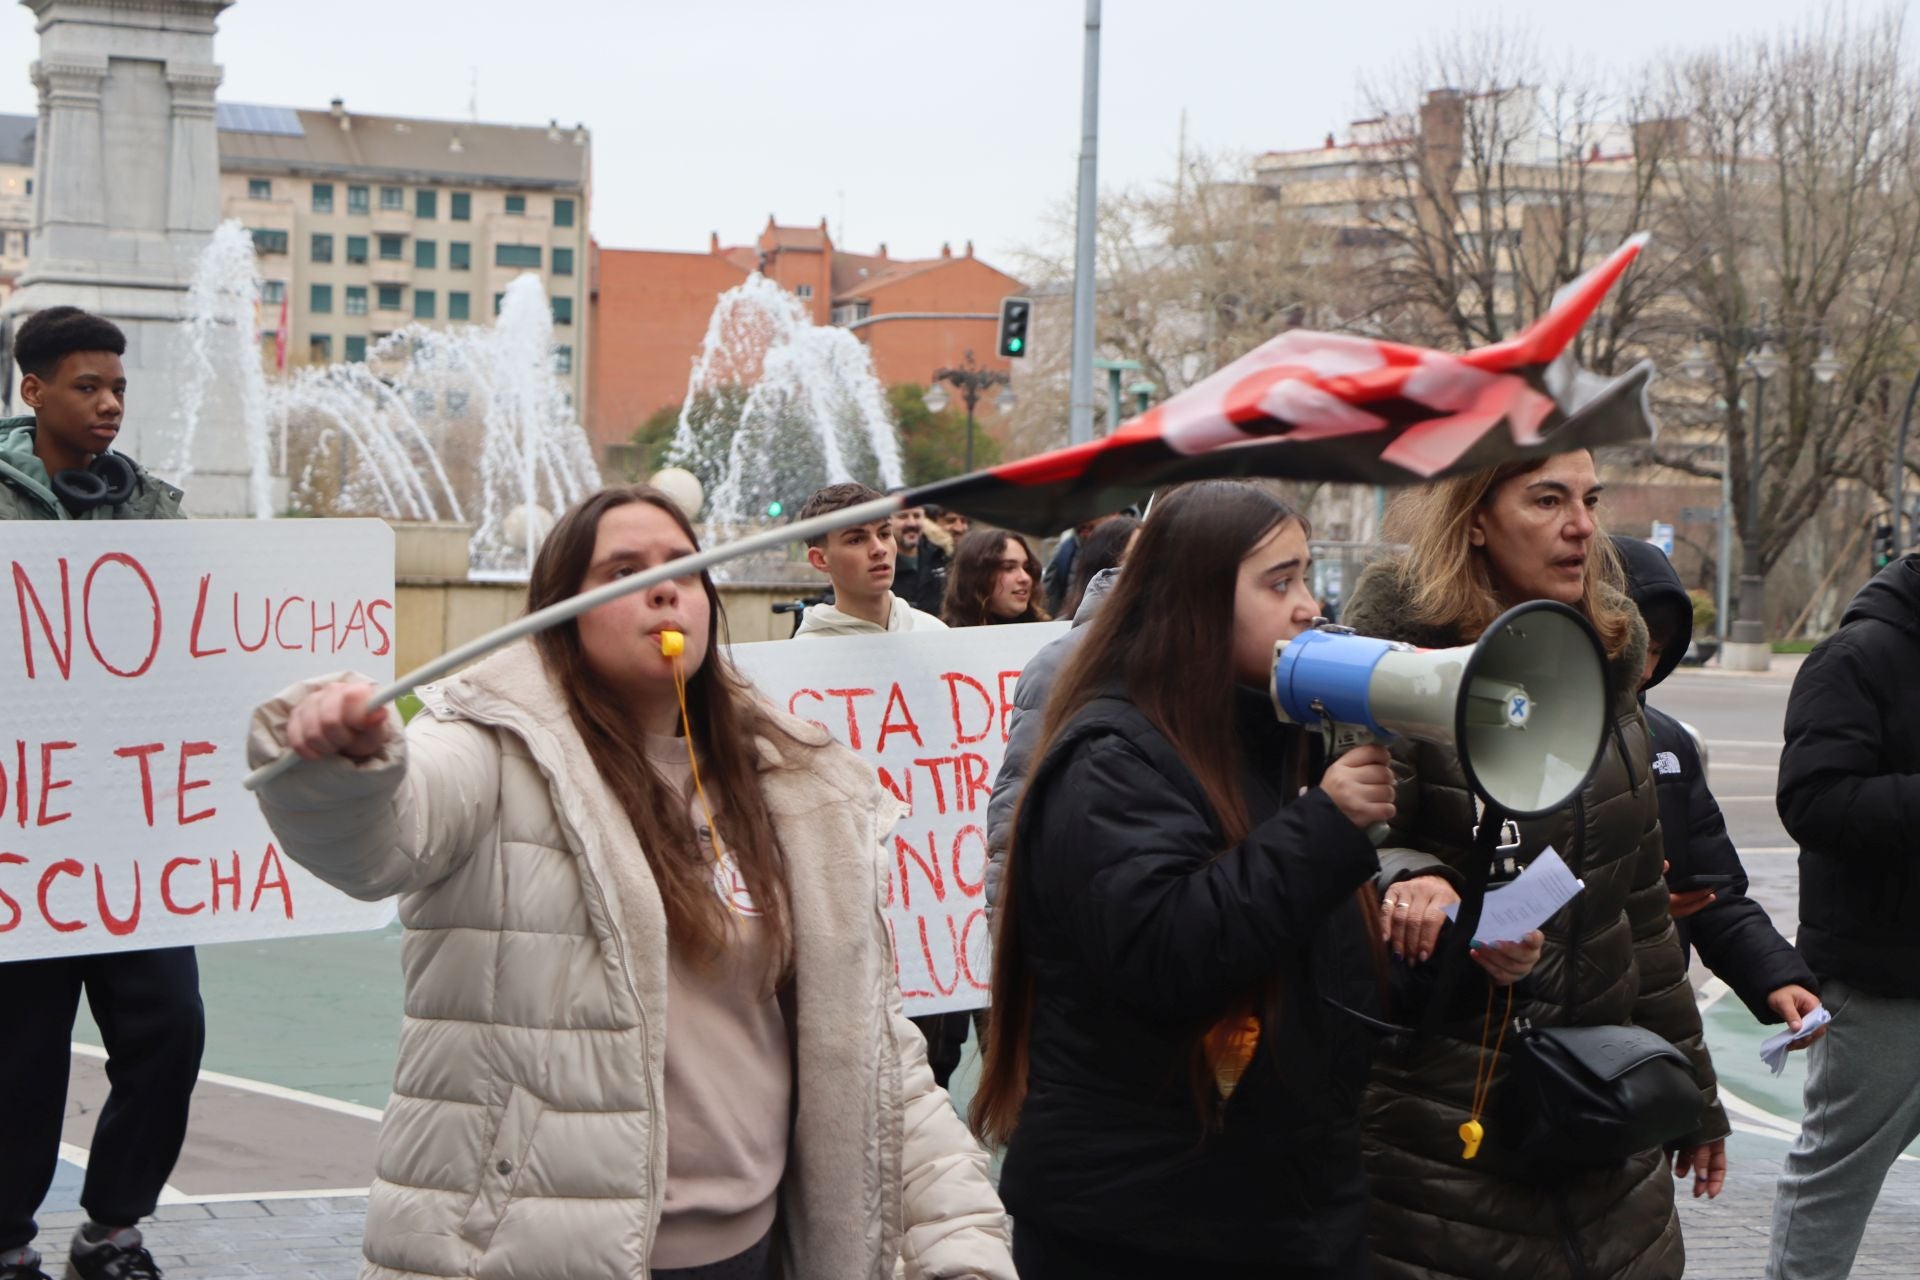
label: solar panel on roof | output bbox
[216,103,305,137]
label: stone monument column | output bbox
[4,0,262,517]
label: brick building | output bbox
[590,215,1023,466]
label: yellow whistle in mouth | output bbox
[658,629,685,658]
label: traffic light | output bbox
[1873,521,1896,569]
[998,296,1032,359]
[766,500,785,519]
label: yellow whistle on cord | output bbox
[1459,1119,1484,1160]
[658,629,685,658]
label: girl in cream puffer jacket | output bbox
[249,486,1013,1280]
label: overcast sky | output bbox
[2,0,1906,268]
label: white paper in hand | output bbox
[1443,846,1584,945]
[1760,1005,1832,1075]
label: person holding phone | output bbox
[1613,535,1821,1038]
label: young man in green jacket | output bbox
[1,307,201,1280]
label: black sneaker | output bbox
[0,1247,53,1280]
[64,1227,159,1280]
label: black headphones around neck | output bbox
[51,453,138,513]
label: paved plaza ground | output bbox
[47,652,1920,1276]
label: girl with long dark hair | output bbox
[943,528,1049,626]
[248,486,1014,1280]
[970,481,1537,1278]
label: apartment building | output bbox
[0,114,31,305]
[216,98,590,406]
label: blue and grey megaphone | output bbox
[1271,600,1610,833]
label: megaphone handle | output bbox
[1366,822,1392,847]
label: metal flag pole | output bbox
[241,495,902,791]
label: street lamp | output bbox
[926,350,1011,473]
[1128,379,1157,415]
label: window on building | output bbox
[552,247,574,276]
[493,292,504,315]
[379,186,404,210]
[311,233,334,263]
[446,291,469,321]
[554,197,575,227]
[377,284,404,311]
[378,234,404,261]
[795,283,812,299]
[415,239,436,269]
[261,280,286,305]
[551,295,573,325]
[346,235,368,264]
[345,286,368,316]
[415,189,437,219]
[505,194,526,215]
[310,284,333,314]
[347,185,369,215]
[414,289,436,320]
[311,182,333,213]
[248,178,272,200]
[552,344,573,374]
[410,389,436,418]
[309,334,331,362]
[449,241,471,270]
[447,387,470,416]
[450,191,471,221]
[495,243,541,268]
[345,335,367,362]
[250,228,288,254]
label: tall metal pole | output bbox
[1068,0,1101,447]
[1892,368,1920,554]
[1717,445,1732,642]
[1732,374,1767,649]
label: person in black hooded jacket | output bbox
[1612,535,1821,1032]
[1767,552,1920,1279]
[968,481,1539,1279]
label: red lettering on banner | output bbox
[176,742,217,825]
[0,852,23,931]
[877,765,913,814]
[917,914,959,996]
[94,863,141,936]
[11,741,23,826]
[368,599,393,656]
[894,831,946,909]
[891,916,933,998]
[912,757,951,815]
[959,753,991,813]
[114,742,166,826]
[823,688,875,750]
[38,858,84,932]
[250,844,294,917]
[337,600,368,653]
[958,908,991,989]
[210,852,242,912]
[37,741,75,826]
[310,599,336,654]
[81,553,162,678]
[788,688,827,733]
[951,824,987,898]
[997,670,1021,742]
[941,672,994,746]
[161,857,204,915]
[233,592,270,652]
[188,575,228,657]
[273,596,307,651]
[11,558,73,679]
[877,683,923,752]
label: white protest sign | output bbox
[2,520,398,960]
[729,622,1068,1015]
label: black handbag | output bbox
[1501,1020,1705,1168]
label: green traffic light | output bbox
[1008,338,1023,353]
[767,501,784,518]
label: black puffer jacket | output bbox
[998,687,1387,1269]
[1780,554,1920,996]
[1343,559,1728,1280]
[1615,535,1816,1022]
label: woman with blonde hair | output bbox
[247,485,1014,1280]
[1342,450,1728,1279]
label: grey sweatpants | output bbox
[1768,979,1920,1279]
